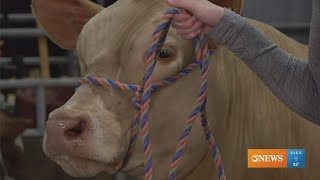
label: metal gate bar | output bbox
[0,28,45,37]
[0,56,68,65]
[0,13,35,22]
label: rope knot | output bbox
[131,97,142,111]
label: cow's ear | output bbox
[209,0,244,14]
[31,0,104,49]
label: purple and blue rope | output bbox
[167,10,226,180]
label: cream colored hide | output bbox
[32,0,320,179]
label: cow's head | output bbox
[32,0,243,178]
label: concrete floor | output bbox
[7,137,137,180]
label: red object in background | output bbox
[15,87,75,128]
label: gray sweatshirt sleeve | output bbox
[208,0,320,125]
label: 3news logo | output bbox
[248,149,305,168]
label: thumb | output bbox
[167,0,196,12]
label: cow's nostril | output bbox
[64,119,87,140]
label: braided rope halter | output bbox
[79,8,226,180]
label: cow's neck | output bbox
[182,150,215,180]
[132,150,215,180]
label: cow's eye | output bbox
[159,48,170,58]
[158,46,175,63]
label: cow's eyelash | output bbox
[159,47,174,59]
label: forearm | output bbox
[308,0,320,89]
[208,8,320,125]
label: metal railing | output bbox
[0,13,35,23]
[0,56,68,65]
[0,28,45,38]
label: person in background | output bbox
[167,0,320,126]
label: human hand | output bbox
[167,0,224,39]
